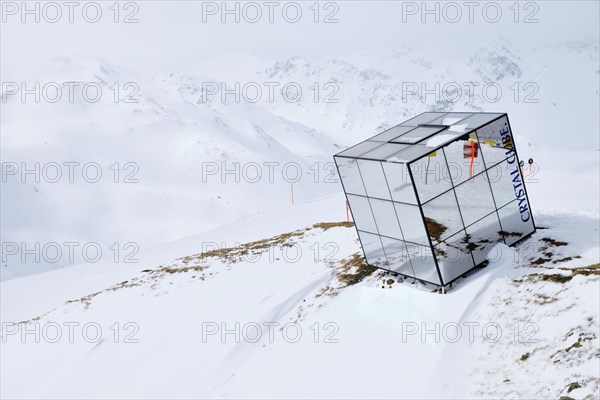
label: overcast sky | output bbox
[1,1,599,79]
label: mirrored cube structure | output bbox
[334,112,535,287]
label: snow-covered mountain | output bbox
[1,55,342,279]
[199,40,599,150]
[1,38,599,282]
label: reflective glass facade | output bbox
[334,112,535,287]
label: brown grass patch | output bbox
[66,290,104,309]
[499,230,521,238]
[336,253,377,286]
[312,221,354,230]
[560,263,600,277]
[154,265,208,274]
[541,237,568,247]
[62,222,358,310]
[425,217,447,242]
[527,273,573,283]
[526,263,600,284]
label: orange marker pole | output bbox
[469,140,475,178]
[291,184,294,206]
[346,200,349,222]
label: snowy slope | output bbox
[1,193,598,399]
[1,55,341,280]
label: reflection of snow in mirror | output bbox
[448,123,469,133]
[440,117,465,125]
[426,133,462,147]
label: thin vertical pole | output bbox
[469,140,475,178]
[291,183,294,206]
[346,200,349,222]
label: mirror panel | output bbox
[357,230,388,268]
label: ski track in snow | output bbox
[201,268,337,397]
